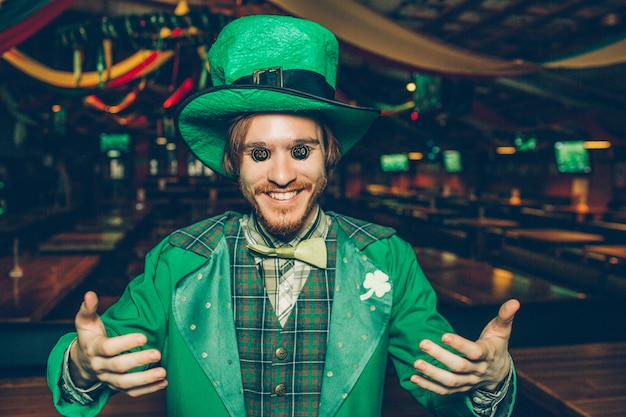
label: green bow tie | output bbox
[247,238,327,269]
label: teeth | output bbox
[269,191,297,200]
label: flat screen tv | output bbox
[443,150,463,173]
[554,141,591,174]
[380,153,409,172]
[100,133,131,153]
[413,74,442,113]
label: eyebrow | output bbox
[243,137,321,151]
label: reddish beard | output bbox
[240,176,327,239]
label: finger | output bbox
[95,333,149,358]
[411,359,478,395]
[99,367,168,395]
[440,333,487,362]
[410,373,450,395]
[123,378,169,398]
[93,348,161,375]
[418,339,476,374]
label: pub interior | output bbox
[1,1,626,417]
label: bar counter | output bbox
[0,254,100,321]
[511,342,626,417]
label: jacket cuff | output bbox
[59,338,104,405]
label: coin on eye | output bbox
[251,147,270,161]
[291,144,309,160]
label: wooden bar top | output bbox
[449,217,520,229]
[505,228,605,258]
[0,254,100,321]
[511,342,626,417]
[506,228,604,245]
[38,231,126,254]
[415,248,586,306]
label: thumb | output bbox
[481,299,520,340]
[495,299,520,329]
[75,291,104,332]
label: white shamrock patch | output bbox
[360,270,391,301]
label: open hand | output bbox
[69,291,168,397]
[410,299,520,394]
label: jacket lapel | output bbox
[172,238,247,417]
[318,229,393,417]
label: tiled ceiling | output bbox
[356,0,626,63]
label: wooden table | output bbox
[450,217,520,229]
[74,212,146,232]
[549,205,608,222]
[0,207,73,235]
[414,248,585,306]
[583,244,626,264]
[0,376,166,417]
[448,217,520,259]
[410,206,459,223]
[505,228,604,257]
[39,231,126,254]
[0,254,100,321]
[511,342,626,417]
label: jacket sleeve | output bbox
[367,235,515,417]
[46,238,190,416]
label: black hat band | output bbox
[233,68,335,100]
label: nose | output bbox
[267,150,296,186]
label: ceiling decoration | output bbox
[3,48,175,89]
[269,0,541,77]
[1,0,625,157]
[0,0,77,53]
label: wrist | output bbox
[478,354,513,393]
[481,375,507,393]
[68,338,98,388]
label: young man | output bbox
[48,14,519,417]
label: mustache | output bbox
[253,181,312,194]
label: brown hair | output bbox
[222,112,342,177]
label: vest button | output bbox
[275,347,288,360]
[274,383,286,397]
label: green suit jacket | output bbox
[48,212,515,417]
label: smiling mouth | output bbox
[267,190,299,201]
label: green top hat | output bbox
[175,14,380,178]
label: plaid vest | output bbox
[232,222,337,417]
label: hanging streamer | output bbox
[163,77,193,109]
[73,48,83,86]
[83,78,147,113]
[2,48,174,90]
[103,38,113,81]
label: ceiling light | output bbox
[583,140,611,149]
[496,146,516,154]
[602,13,620,27]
